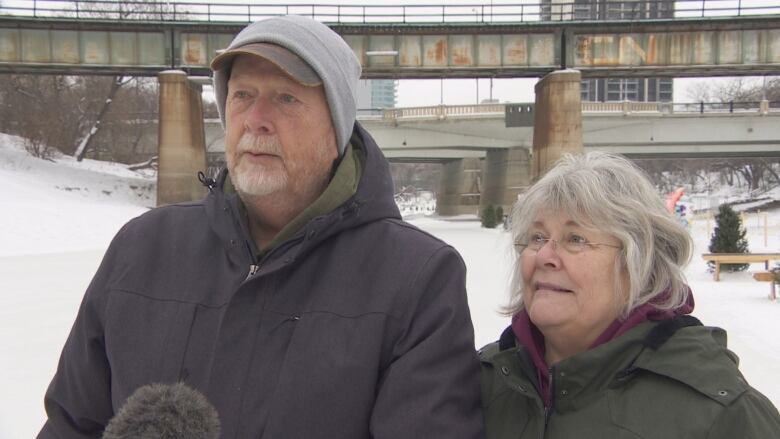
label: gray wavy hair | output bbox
[506,151,692,319]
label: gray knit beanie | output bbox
[211,16,362,156]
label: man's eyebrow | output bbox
[227,73,249,83]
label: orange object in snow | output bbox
[666,188,684,213]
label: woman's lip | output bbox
[535,282,573,292]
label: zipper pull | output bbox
[244,264,260,282]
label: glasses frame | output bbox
[514,236,622,255]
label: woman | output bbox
[480,152,780,438]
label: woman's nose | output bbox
[535,239,562,269]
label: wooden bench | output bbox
[752,271,777,301]
[701,253,780,281]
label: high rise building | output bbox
[355,79,398,115]
[370,80,398,109]
[542,0,674,103]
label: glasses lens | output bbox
[527,233,545,251]
[561,241,585,254]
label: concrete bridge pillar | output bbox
[436,158,482,216]
[479,147,532,216]
[157,70,208,206]
[532,70,583,179]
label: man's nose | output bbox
[243,97,276,136]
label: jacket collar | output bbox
[203,121,401,271]
[484,316,747,412]
[507,289,697,406]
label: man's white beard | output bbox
[228,133,287,197]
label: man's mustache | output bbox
[236,134,283,156]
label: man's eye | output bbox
[279,94,299,104]
[232,90,251,100]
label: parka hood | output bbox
[203,121,401,270]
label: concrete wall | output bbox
[157,71,207,206]
[479,147,532,215]
[437,158,482,216]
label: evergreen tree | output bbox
[482,205,498,229]
[495,206,504,224]
[708,205,749,272]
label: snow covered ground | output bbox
[1,135,779,438]
[0,134,154,257]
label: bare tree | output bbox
[0,0,182,164]
[0,76,80,158]
[74,0,183,20]
[390,163,442,193]
[0,74,159,164]
[679,77,780,193]
[685,76,780,102]
[73,76,133,161]
[635,157,780,196]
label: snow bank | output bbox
[0,133,154,256]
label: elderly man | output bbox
[38,15,483,439]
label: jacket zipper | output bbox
[542,366,555,438]
[244,264,259,282]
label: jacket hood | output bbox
[203,121,401,269]
[509,289,696,407]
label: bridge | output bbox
[2,1,780,77]
[200,101,780,161]
[197,100,780,215]
[362,101,780,160]
[2,1,779,213]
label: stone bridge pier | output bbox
[436,158,482,216]
[434,69,583,217]
[157,71,208,206]
[158,68,584,214]
[478,147,532,217]
[435,147,532,218]
[531,70,583,178]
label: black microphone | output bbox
[102,382,220,439]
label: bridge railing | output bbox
[2,0,779,23]
[372,100,779,121]
[582,101,660,113]
[671,101,780,114]
[381,104,505,121]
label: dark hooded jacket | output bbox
[480,316,780,439]
[39,123,483,439]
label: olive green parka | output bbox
[480,316,780,439]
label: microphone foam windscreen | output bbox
[102,382,220,439]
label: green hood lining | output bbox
[228,133,365,259]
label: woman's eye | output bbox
[530,233,547,243]
[568,234,588,244]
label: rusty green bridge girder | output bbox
[1,14,779,78]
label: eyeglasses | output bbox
[514,232,622,255]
